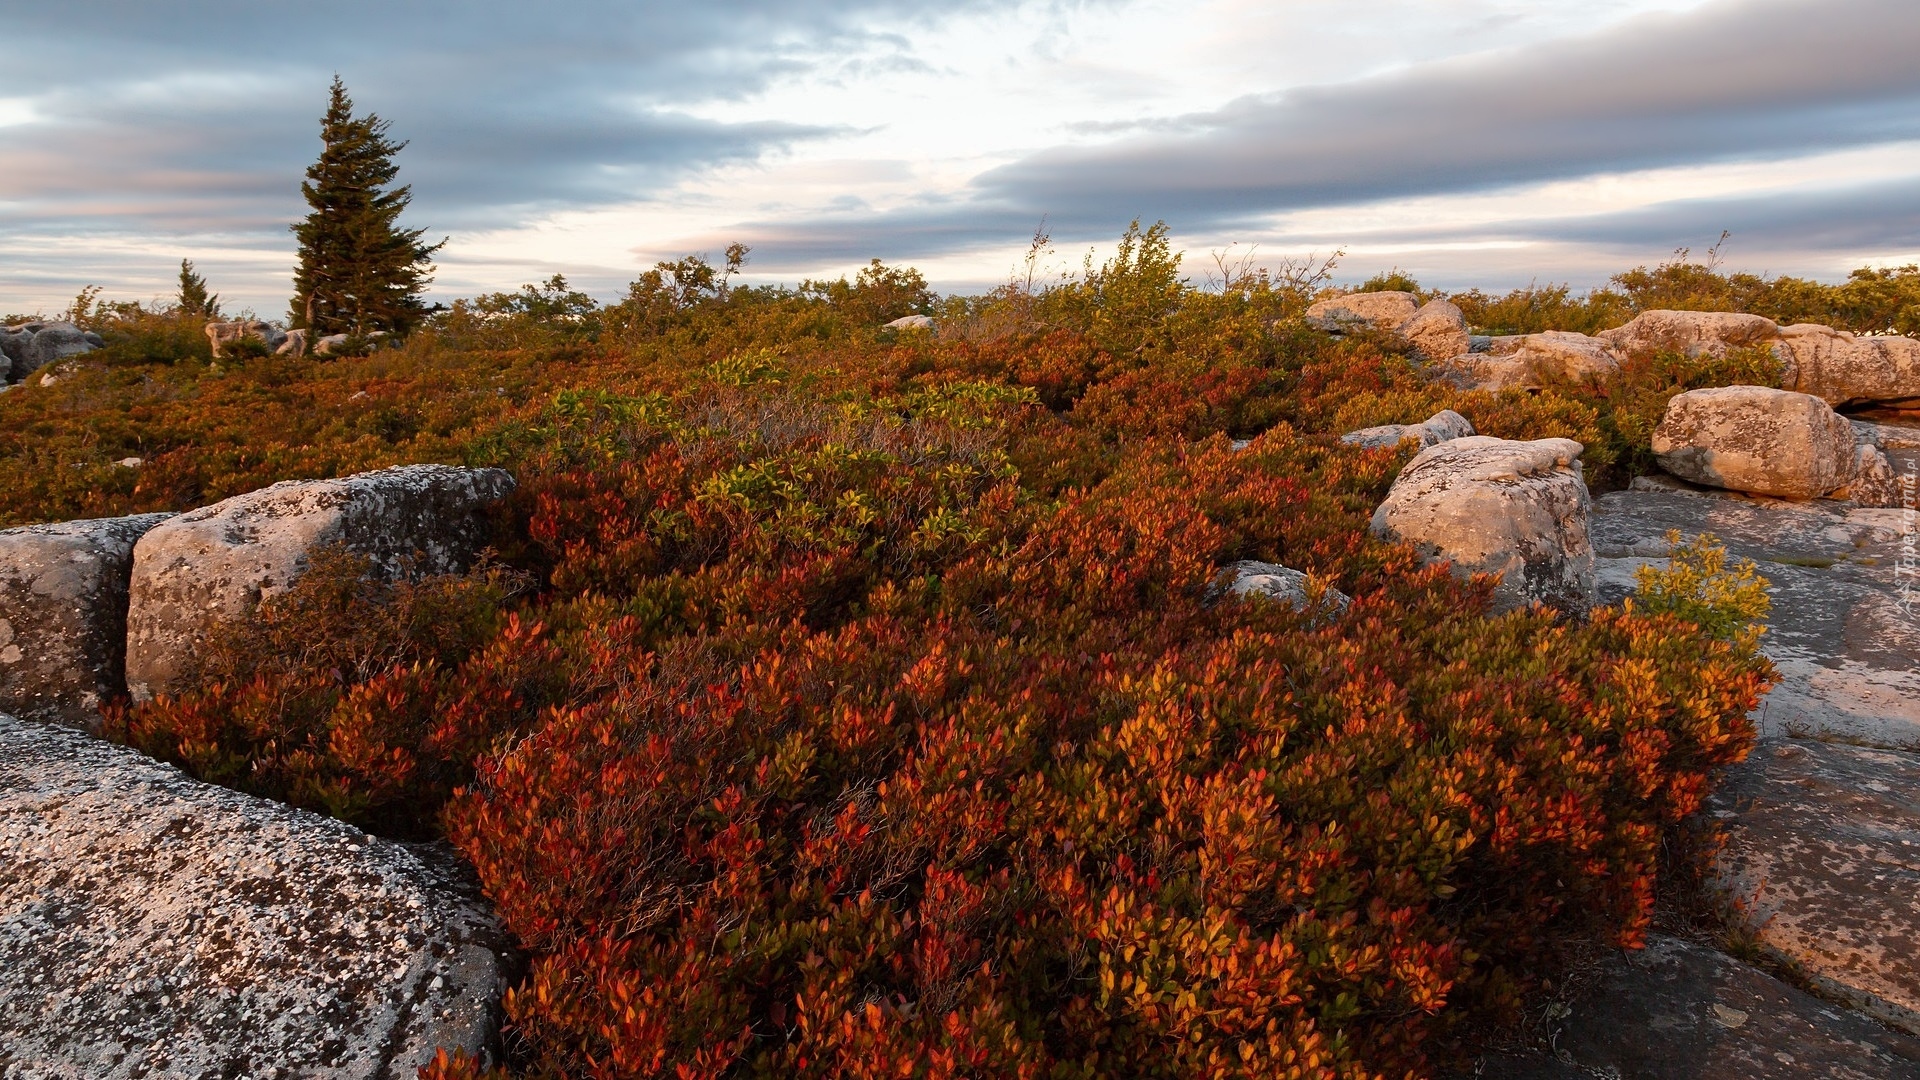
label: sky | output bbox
[3,0,1918,317]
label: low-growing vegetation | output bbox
[7,231,1831,1076]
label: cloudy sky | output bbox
[3,0,1917,316]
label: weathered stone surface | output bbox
[1218,560,1350,614]
[1776,323,1920,409]
[1598,309,1780,359]
[1854,415,1920,451]
[15,323,104,380]
[0,714,509,1078]
[1303,290,1420,333]
[204,319,288,358]
[1713,739,1920,1037]
[1439,330,1621,391]
[1371,436,1595,612]
[1341,408,1475,450]
[316,332,352,356]
[1398,298,1471,362]
[0,325,36,381]
[0,514,175,732]
[1652,386,1857,499]
[1836,443,1902,508]
[883,314,936,331]
[1468,935,1920,1079]
[125,464,515,701]
[277,327,311,357]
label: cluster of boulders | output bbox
[0,464,517,1074]
[205,319,374,359]
[1306,292,1920,411]
[0,321,104,385]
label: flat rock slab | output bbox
[1713,738,1920,1038]
[1592,490,1920,748]
[0,715,510,1078]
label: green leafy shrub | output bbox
[1632,531,1771,647]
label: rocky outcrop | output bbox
[2,322,105,383]
[1598,309,1779,359]
[884,314,936,332]
[1305,292,1469,361]
[1438,331,1621,391]
[1341,408,1474,449]
[1217,560,1350,614]
[0,514,175,732]
[0,714,509,1077]
[278,327,311,357]
[125,464,515,701]
[1474,935,1920,1079]
[204,319,289,359]
[1371,436,1594,612]
[1651,386,1859,500]
[1773,323,1920,409]
[1834,443,1901,508]
[1713,739,1920,1036]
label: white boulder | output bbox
[1219,560,1350,614]
[1371,436,1595,612]
[1651,386,1857,500]
[1341,409,1475,450]
[884,314,936,332]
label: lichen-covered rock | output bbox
[1303,290,1420,333]
[1775,323,1920,409]
[0,514,175,732]
[1474,935,1920,1079]
[1217,560,1350,614]
[1341,408,1474,449]
[883,314,935,331]
[1396,298,1471,362]
[1713,739,1920,1036]
[204,319,288,358]
[1651,386,1857,499]
[1597,309,1779,359]
[1370,436,1594,612]
[125,464,515,701]
[1834,443,1901,508]
[1439,331,1620,391]
[0,714,510,1077]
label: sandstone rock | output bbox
[1833,443,1902,508]
[1775,323,1920,409]
[1472,935,1920,1079]
[1218,560,1350,614]
[1652,386,1858,499]
[125,464,515,701]
[1341,408,1475,449]
[277,327,310,357]
[884,314,936,331]
[15,322,104,380]
[1371,436,1594,612]
[1853,416,1920,451]
[315,332,352,356]
[1396,298,1471,362]
[1598,309,1779,359]
[1713,738,1920,1036]
[1304,290,1420,333]
[0,514,175,732]
[204,319,288,359]
[0,714,509,1077]
[1440,331,1621,391]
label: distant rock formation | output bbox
[1340,408,1474,450]
[884,314,936,332]
[0,714,510,1077]
[1,321,104,383]
[204,319,288,358]
[1304,291,1469,361]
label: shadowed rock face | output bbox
[124,464,514,702]
[0,514,175,732]
[1371,436,1595,612]
[0,715,511,1078]
[1652,386,1858,500]
[1471,935,1920,1079]
[3,322,104,383]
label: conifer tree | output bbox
[290,78,443,336]
[176,259,219,319]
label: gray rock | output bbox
[16,323,102,380]
[0,326,35,381]
[883,314,936,331]
[1652,386,1857,499]
[1470,935,1920,1079]
[1371,436,1595,612]
[1713,739,1920,1037]
[1218,560,1350,614]
[1303,290,1420,333]
[0,714,509,1077]
[1341,408,1475,450]
[315,332,352,356]
[277,327,310,357]
[125,465,515,702]
[203,319,288,359]
[0,514,175,732]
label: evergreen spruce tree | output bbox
[290,78,443,336]
[176,259,219,318]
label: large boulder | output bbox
[0,514,175,732]
[1217,560,1351,615]
[1396,299,1471,363]
[1834,443,1902,508]
[0,714,509,1077]
[1304,290,1420,333]
[1713,739,1920,1036]
[883,314,936,332]
[1651,386,1857,499]
[1341,408,1474,450]
[1774,322,1920,409]
[277,327,311,357]
[1597,309,1779,359]
[125,464,515,701]
[1439,331,1621,391]
[204,319,289,359]
[0,324,38,381]
[1370,436,1595,612]
[15,322,104,380]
